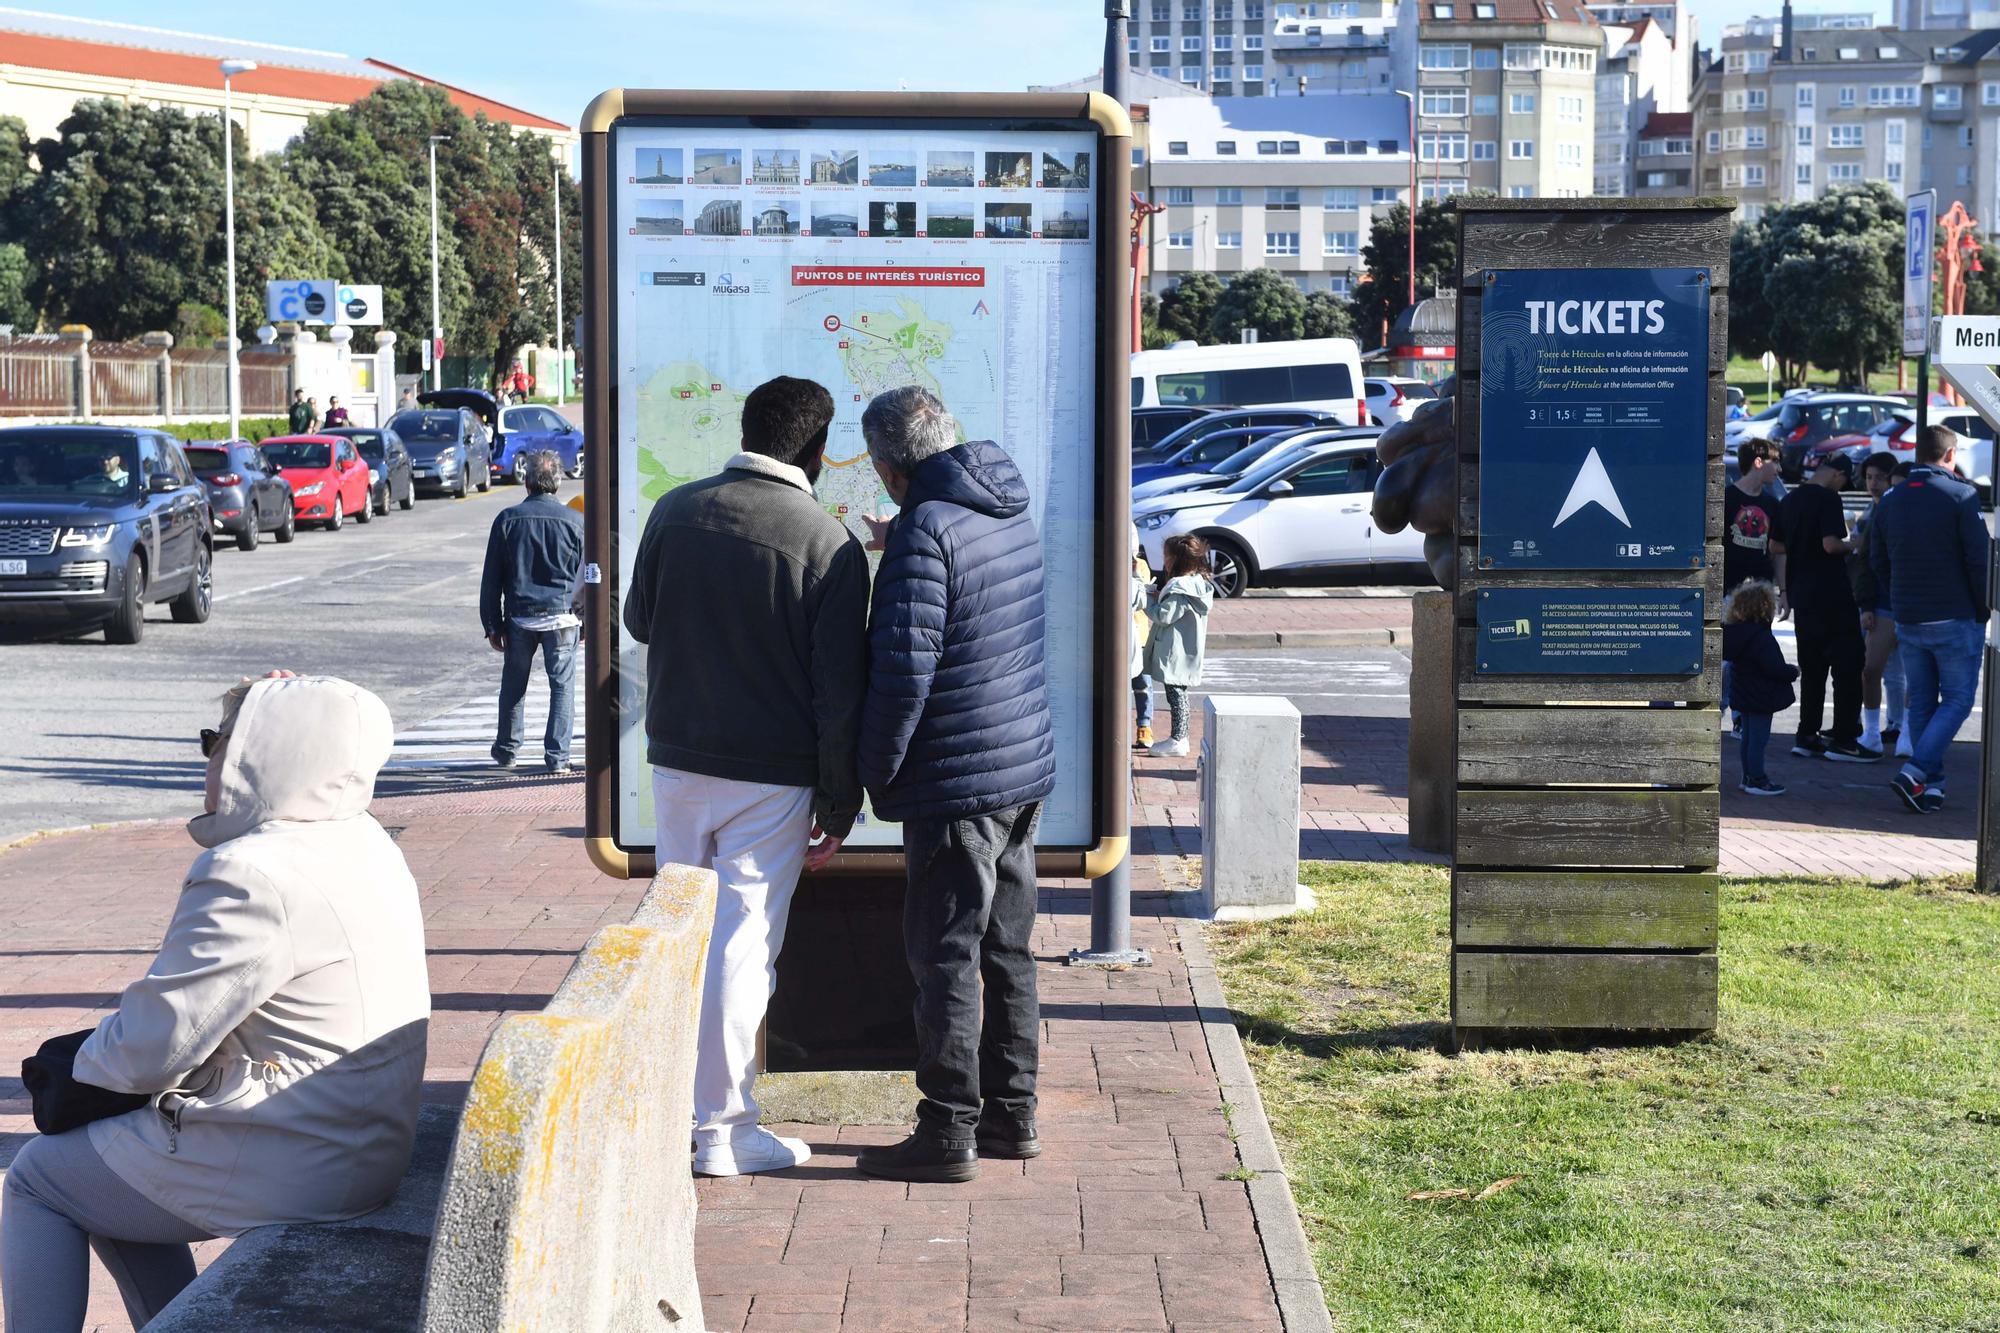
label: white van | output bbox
[1130,337,1368,426]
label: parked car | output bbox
[1140,409,1339,477]
[1132,405,1212,459]
[385,407,493,498]
[0,426,213,642]
[322,427,415,515]
[1133,437,1422,597]
[491,405,585,483]
[1132,425,1300,488]
[1363,377,1438,427]
[417,389,504,481]
[1132,425,1378,501]
[1751,393,1907,482]
[184,440,296,551]
[1130,336,1368,425]
[1802,407,1995,500]
[264,434,373,531]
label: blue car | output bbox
[1131,425,1293,488]
[492,405,585,484]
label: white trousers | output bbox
[652,766,814,1150]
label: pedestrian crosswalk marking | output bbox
[386,679,585,770]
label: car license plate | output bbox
[0,559,26,576]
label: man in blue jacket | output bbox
[1869,424,1991,813]
[480,450,584,772]
[854,386,1055,1184]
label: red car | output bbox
[262,434,373,531]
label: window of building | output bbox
[1420,131,1470,161]
[1747,89,1766,109]
[1642,173,1668,188]
[1504,44,1540,69]
[1168,230,1194,249]
[1324,187,1358,208]
[1265,231,1301,255]
[1167,187,1196,204]
[1886,160,1903,183]
[1838,46,1860,59]
[1509,139,1535,159]
[1867,84,1918,107]
[1168,141,1189,155]
[1214,34,1234,50]
[1183,3,1202,18]
[1421,43,1472,70]
[1378,138,1398,154]
[1420,179,1470,201]
[1217,231,1242,249]
[1828,162,1862,181]
[1744,164,1765,186]
[1746,126,1766,149]
[1707,130,1721,152]
[1936,85,1964,109]
[1725,52,1744,72]
[1838,86,1856,108]
[1796,124,1813,145]
[1827,124,1863,147]
[1508,184,1533,197]
[1748,51,1769,71]
[1324,139,1347,154]
[1257,140,1280,154]
[1245,0,1264,14]
[1422,89,1469,116]
[1473,139,1498,159]
[1878,45,1898,59]
[1246,33,1265,50]
[1475,47,1500,68]
[1323,231,1359,255]
[1432,2,1455,16]
[1509,92,1536,114]
[1180,67,1201,82]
[1281,140,1301,154]
[1560,142,1584,165]
[1244,62,1266,80]
[1151,2,1170,18]
[1664,137,1691,154]
[1132,147,1146,166]
[1216,187,1244,205]
[1886,121,1904,146]
[1329,274,1353,296]
[1152,64,1173,78]
[1217,140,1238,154]
[1473,94,1498,116]
[1129,37,1140,55]
[1266,187,1302,209]
[1722,165,1742,187]
[1152,35,1171,51]
[1724,127,1743,150]
[1215,1,1234,17]
[1372,186,1399,202]
[1559,95,1585,123]
[1797,86,1815,108]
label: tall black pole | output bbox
[1073,1,1151,969]
[1918,353,1931,435]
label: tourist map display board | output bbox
[581,92,1128,871]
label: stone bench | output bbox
[149,863,718,1332]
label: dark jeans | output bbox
[1738,712,1773,783]
[495,623,577,767]
[1793,605,1863,745]
[901,802,1041,1145]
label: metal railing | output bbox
[88,341,160,415]
[0,337,78,417]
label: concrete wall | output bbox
[421,863,717,1333]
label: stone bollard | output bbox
[1199,694,1309,920]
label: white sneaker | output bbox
[692,1127,812,1177]
[1148,737,1191,758]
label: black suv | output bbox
[0,426,214,643]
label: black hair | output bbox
[1862,451,1897,480]
[741,377,835,470]
[1735,437,1773,473]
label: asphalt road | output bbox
[0,476,553,843]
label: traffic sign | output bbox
[1477,267,1711,571]
[1906,190,1936,357]
[1759,350,1776,373]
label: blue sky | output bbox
[63,0,1892,125]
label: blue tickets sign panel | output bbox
[1478,267,1710,570]
[1476,587,1704,676]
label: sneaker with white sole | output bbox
[692,1127,812,1177]
[1739,778,1787,796]
[1822,737,1882,763]
[1148,737,1191,758]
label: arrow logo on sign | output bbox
[1553,447,1632,529]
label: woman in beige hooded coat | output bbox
[1,675,430,1331]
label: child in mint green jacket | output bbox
[1145,534,1216,758]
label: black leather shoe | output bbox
[975,1111,1041,1160]
[857,1130,979,1183]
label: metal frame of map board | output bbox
[578,89,1133,880]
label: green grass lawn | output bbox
[1726,355,1922,409]
[1208,864,2000,1332]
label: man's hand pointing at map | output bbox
[862,512,894,552]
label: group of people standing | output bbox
[285,388,351,434]
[1722,423,1989,811]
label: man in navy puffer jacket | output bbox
[855,386,1054,1184]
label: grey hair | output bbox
[861,387,957,476]
[524,449,563,495]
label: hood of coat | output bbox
[190,676,394,848]
[904,439,1029,520]
[1160,572,1215,612]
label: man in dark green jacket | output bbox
[623,376,869,1177]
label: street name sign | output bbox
[1477,267,1710,571]
[1937,315,2000,365]
[1906,190,1936,357]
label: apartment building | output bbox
[1270,1,1401,93]
[1137,94,1412,297]
[1596,16,1686,193]
[1397,0,1602,200]
[1898,0,2000,29]
[1128,0,1276,95]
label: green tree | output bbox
[0,244,32,329]
[168,302,226,345]
[1139,290,1175,350]
[233,154,341,337]
[1209,268,1306,344]
[1302,289,1355,340]
[23,99,225,338]
[1157,271,1223,343]
[1755,182,1904,387]
[1351,200,1459,346]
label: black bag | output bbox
[19,1029,149,1135]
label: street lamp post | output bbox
[553,158,566,407]
[428,135,449,390]
[220,59,257,440]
